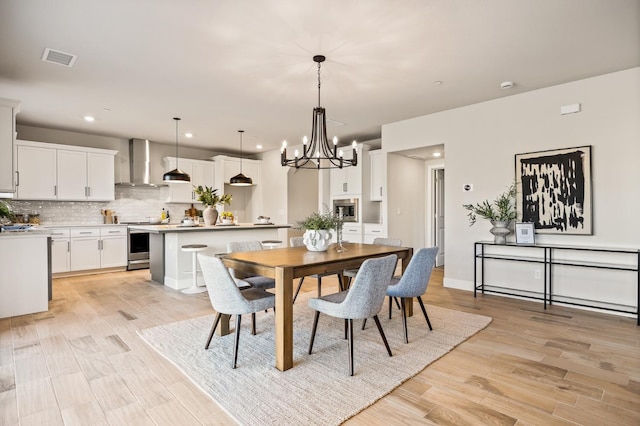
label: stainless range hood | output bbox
[115,139,167,187]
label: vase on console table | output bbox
[490,220,511,244]
[203,206,218,226]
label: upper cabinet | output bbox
[163,157,215,203]
[15,140,117,201]
[0,98,20,194]
[369,150,384,201]
[329,145,362,196]
[213,156,261,186]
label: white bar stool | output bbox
[181,244,208,294]
[261,240,282,249]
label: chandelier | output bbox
[280,55,357,169]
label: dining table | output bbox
[221,242,413,371]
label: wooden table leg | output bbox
[215,314,231,336]
[275,266,294,371]
[402,249,414,317]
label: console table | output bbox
[474,241,639,325]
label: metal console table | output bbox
[474,241,639,325]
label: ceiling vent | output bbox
[41,48,77,67]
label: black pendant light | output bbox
[230,130,253,186]
[163,117,191,183]
[280,55,358,169]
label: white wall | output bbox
[387,153,426,250]
[382,68,640,293]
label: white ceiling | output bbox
[1,0,638,155]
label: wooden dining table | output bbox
[222,242,413,371]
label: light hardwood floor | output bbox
[1,268,638,425]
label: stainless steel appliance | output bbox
[333,198,359,222]
[122,222,150,270]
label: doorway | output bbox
[433,168,445,267]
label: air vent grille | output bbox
[41,48,77,67]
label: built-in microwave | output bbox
[333,198,358,222]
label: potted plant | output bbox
[0,200,15,225]
[220,211,234,225]
[296,210,340,252]
[193,185,232,226]
[462,184,517,244]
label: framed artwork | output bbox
[515,222,536,245]
[515,145,592,235]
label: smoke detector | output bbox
[500,81,514,89]
[42,48,77,67]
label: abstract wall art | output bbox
[515,146,592,235]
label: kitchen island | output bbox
[0,231,51,319]
[129,223,290,290]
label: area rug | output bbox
[139,303,491,425]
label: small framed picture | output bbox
[515,222,536,245]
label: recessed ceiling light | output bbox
[433,80,443,86]
[83,115,95,122]
[103,108,111,112]
[256,144,263,149]
[500,81,514,89]
[433,152,442,157]
[184,133,193,138]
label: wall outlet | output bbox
[534,269,542,279]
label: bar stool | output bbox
[261,240,282,249]
[181,244,208,294]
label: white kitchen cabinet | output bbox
[50,229,71,273]
[363,223,386,244]
[99,227,127,268]
[329,146,361,196]
[15,144,58,200]
[221,158,260,186]
[15,140,117,201]
[87,153,116,200]
[341,223,363,244]
[0,98,20,194]
[163,157,215,203]
[70,228,101,271]
[369,150,384,201]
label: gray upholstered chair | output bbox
[307,254,397,376]
[227,241,275,290]
[198,253,275,368]
[290,236,344,302]
[386,247,438,343]
[342,237,402,288]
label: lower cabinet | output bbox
[50,229,71,273]
[363,223,386,244]
[342,223,363,244]
[50,226,127,273]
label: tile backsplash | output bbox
[10,186,195,225]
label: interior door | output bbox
[434,168,445,267]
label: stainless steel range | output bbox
[121,222,150,270]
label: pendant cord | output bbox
[317,61,321,107]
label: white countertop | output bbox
[129,223,291,233]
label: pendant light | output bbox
[280,55,357,169]
[230,130,253,186]
[163,117,191,183]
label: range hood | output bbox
[115,139,167,187]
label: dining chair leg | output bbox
[372,315,393,357]
[317,276,322,297]
[344,319,348,339]
[361,318,367,330]
[292,277,305,303]
[205,312,222,349]
[388,296,393,319]
[233,314,242,369]
[400,298,409,344]
[337,272,344,291]
[251,312,256,335]
[308,311,320,354]
[417,296,433,330]
[348,318,354,376]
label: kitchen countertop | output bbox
[129,223,291,233]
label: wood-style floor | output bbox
[1,268,638,425]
